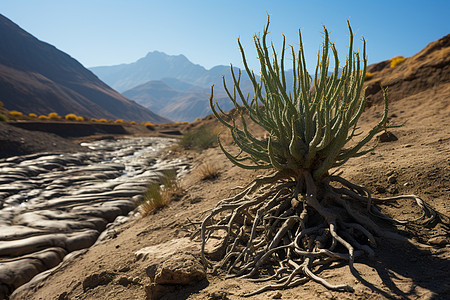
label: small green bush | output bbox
[0,113,7,122]
[179,126,217,150]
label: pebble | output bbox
[388,174,398,184]
[0,137,190,299]
[272,291,282,299]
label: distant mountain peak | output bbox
[141,51,189,62]
[90,51,208,92]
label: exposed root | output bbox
[198,171,443,296]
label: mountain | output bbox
[90,51,256,94]
[90,51,208,93]
[91,52,258,122]
[122,79,237,122]
[0,14,169,123]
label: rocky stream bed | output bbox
[0,137,189,299]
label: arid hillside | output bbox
[364,33,450,107]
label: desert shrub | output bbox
[365,72,374,80]
[144,121,155,127]
[145,121,156,131]
[0,113,7,122]
[200,17,440,296]
[91,118,98,122]
[38,115,49,120]
[65,113,77,121]
[9,110,23,117]
[48,112,60,120]
[76,116,84,122]
[140,170,182,216]
[28,113,37,118]
[99,118,107,123]
[390,56,405,68]
[115,119,124,124]
[129,121,137,125]
[197,162,219,180]
[178,125,217,150]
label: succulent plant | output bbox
[210,19,389,181]
[201,17,440,296]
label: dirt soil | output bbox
[5,35,450,299]
[0,121,87,158]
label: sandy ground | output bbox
[10,83,449,300]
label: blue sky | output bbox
[2,0,449,72]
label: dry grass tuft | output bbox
[197,162,219,180]
[140,170,183,216]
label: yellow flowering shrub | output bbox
[48,112,60,120]
[9,110,23,117]
[65,113,77,121]
[390,56,405,68]
[365,72,374,80]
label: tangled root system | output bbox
[198,171,443,296]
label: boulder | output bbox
[136,238,206,300]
